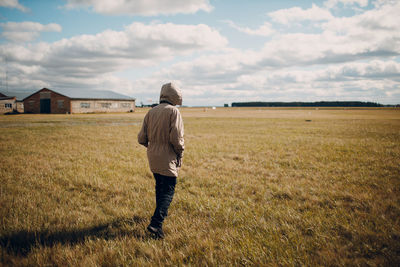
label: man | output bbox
[138,82,184,239]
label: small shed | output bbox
[0,90,36,113]
[0,96,17,114]
[0,90,29,114]
[23,88,135,114]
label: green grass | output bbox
[1,108,399,266]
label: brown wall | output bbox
[24,88,71,114]
[0,98,16,114]
[16,101,24,113]
[71,99,135,113]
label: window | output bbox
[40,91,51,99]
[29,100,35,107]
[5,103,12,108]
[101,103,112,108]
[57,100,64,108]
[80,103,90,108]
[120,103,131,108]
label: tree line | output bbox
[231,101,386,107]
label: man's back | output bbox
[146,103,179,145]
[138,86,184,177]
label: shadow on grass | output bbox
[0,215,148,256]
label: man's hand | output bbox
[176,156,182,168]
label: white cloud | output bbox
[324,0,369,9]
[0,22,227,94]
[124,53,400,105]
[0,0,29,12]
[1,1,399,105]
[1,22,62,32]
[318,60,400,80]
[238,60,400,86]
[125,22,227,50]
[224,20,274,36]
[322,1,399,34]
[129,0,400,105]
[2,22,227,64]
[64,0,213,16]
[372,0,399,8]
[1,22,62,42]
[320,1,400,59]
[268,4,334,24]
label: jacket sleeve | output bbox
[169,108,184,158]
[138,113,149,147]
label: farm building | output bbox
[0,96,16,114]
[0,91,28,114]
[23,88,135,114]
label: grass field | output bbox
[1,108,399,266]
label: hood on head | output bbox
[160,82,182,106]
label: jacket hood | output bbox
[160,82,182,106]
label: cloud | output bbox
[268,4,334,25]
[258,1,400,67]
[235,60,400,87]
[129,0,400,105]
[195,60,400,104]
[224,20,274,36]
[324,0,369,9]
[1,22,62,32]
[1,1,399,105]
[372,0,399,8]
[0,22,62,42]
[122,43,400,104]
[64,0,213,16]
[322,1,399,34]
[0,0,29,12]
[43,22,227,78]
[318,60,400,81]
[0,22,227,93]
[161,10,400,81]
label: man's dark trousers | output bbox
[150,173,177,229]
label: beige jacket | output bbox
[138,83,184,177]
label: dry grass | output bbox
[1,108,399,266]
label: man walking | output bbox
[138,82,184,239]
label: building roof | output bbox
[0,96,16,101]
[23,88,135,101]
[54,88,135,100]
[0,90,36,101]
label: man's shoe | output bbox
[147,225,165,239]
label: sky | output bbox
[0,0,399,106]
